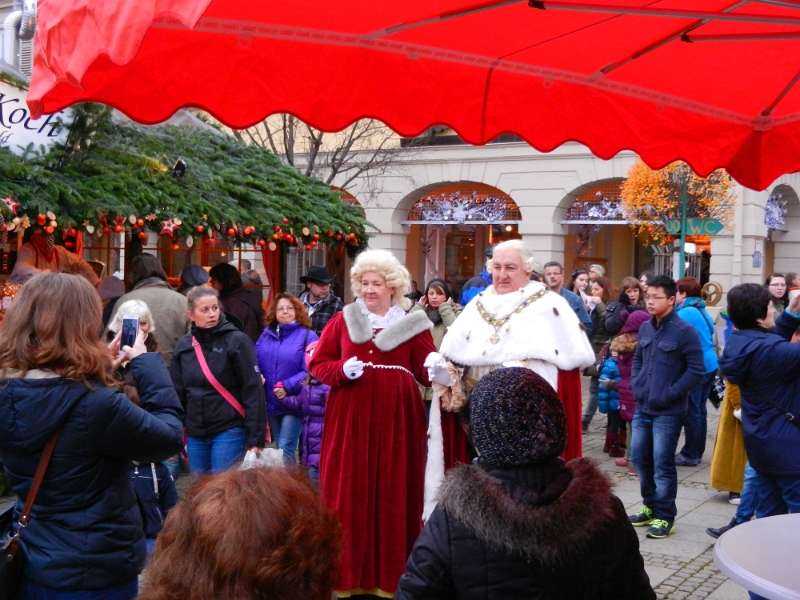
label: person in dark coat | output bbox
[299,265,345,336]
[605,276,646,334]
[209,262,266,342]
[0,272,184,599]
[396,367,655,600]
[718,284,800,520]
[131,461,178,555]
[255,292,319,464]
[459,244,496,305]
[279,341,329,483]
[170,286,267,475]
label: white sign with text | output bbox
[0,81,70,155]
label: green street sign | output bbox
[664,218,724,236]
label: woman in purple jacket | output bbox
[280,341,329,483]
[255,292,318,464]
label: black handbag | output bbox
[1,430,60,600]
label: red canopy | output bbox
[28,0,800,190]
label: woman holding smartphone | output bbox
[0,272,183,600]
[170,286,267,475]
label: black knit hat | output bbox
[470,368,566,467]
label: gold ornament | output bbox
[475,288,548,344]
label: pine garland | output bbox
[0,104,370,253]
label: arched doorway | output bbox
[403,183,521,301]
[765,184,799,278]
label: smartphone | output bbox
[119,315,139,355]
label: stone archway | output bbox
[400,182,521,298]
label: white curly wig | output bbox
[108,299,157,334]
[350,249,412,310]
[485,239,536,274]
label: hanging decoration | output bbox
[565,191,625,222]
[764,194,787,231]
[0,104,370,256]
[411,191,519,224]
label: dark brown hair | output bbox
[139,467,342,600]
[266,292,311,329]
[0,272,116,386]
[591,276,616,305]
[129,253,168,287]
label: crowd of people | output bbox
[1,241,798,600]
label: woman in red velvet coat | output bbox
[309,249,439,599]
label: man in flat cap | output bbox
[300,265,344,336]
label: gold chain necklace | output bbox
[475,288,548,344]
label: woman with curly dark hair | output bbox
[138,467,342,600]
[256,292,319,464]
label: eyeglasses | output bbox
[769,283,786,287]
[276,307,295,312]
[644,295,668,302]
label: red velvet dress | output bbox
[310,310,436,597]
[558,368,584,461]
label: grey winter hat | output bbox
[470,367,566,467]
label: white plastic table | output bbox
[713,513,800,600]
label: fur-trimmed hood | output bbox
[438,458,617,567]
[342,302,432,352]
[610,332,639,354]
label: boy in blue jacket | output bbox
[598,353,624,458]
[628,276,704,540]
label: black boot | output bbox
[706,517,740,539]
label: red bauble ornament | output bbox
[313,234,319,241]
[272,233,279,240]
[286,235,294,243]
[349,233,356,239]
[114,225,123,233]
[103,226,111,234]
[326,231,333,237]
[273,225,281,232]
[336,234,342,240]
[45,225,54,234]
[257,239,266,248]
[172,243,180,250]
[282,217,289,224]
[228,228,236,236]
[196,225,204,233]
[138,231,147,240]
[37,214,47,226]
[137,219,144,227]
[305,244,312,250]
[64,241,73,249]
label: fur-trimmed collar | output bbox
[610,332,638,354]
[439,458,618,567]
[342,302,432,351]
[439,281,595,372]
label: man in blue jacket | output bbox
[628,275,705,539]
[543,261,594,336]
[718,284,800,520]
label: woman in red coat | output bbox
[310,249,438,598]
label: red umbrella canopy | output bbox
[28,0,800,190]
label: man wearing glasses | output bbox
[628,275,705,539]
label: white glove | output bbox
[343,356,365,380]
[733,408,742,421]
[424,352,452,386]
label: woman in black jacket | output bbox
[0,272,184,600]
[209,262,266,342]
[396,368,655,600]
[170,286,266,475]
[605,276,646,335]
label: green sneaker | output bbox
[629,506,654,527]
[646,519,676,539]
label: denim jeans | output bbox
[187,427,246,475]
[631,410,683,521]
[269,415,303,464]
[753,469,800,517]
[20,578,138,600]
[735,462,759,523]
[582,376,599,426]
[677,370,715,465]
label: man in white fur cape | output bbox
[424,239,596,518]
